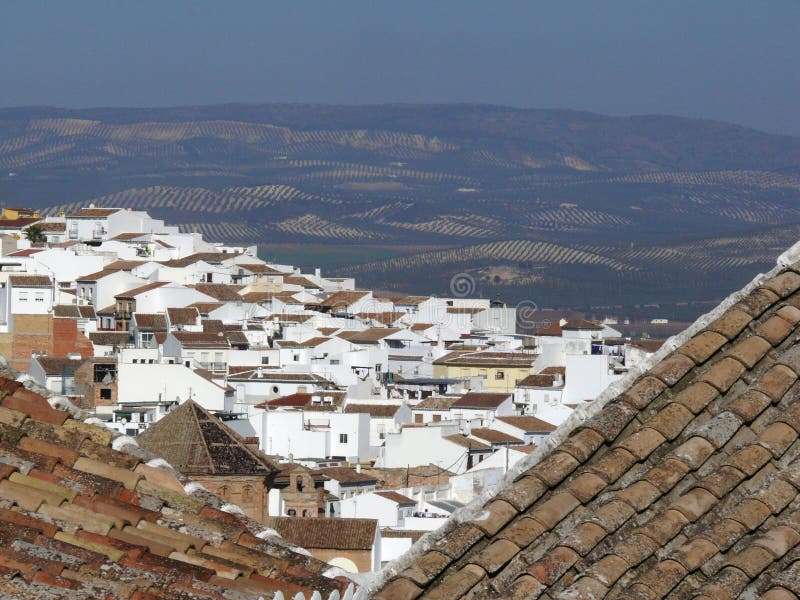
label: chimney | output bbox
[256,367,264,379]
[315,268,321,278]
[356,464,362,474]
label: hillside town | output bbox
[0,205,664,575]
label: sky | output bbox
[2,1,799,135]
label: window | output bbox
[432,414,442,422]
[18,292,28,303]
[495,371,505,380]
[100,388,112,400]
[339,433,348,444]
[414,414,423,424]
[35,293,45,302]
[302,509,310,517]
[287,509,296,516]
[261,356,269,365]
[293,354,299,362]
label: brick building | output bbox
[137,400,278,523]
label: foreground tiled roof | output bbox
[0,375,351,598]
[372,258,800,598]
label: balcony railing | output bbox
[195,361,228,372]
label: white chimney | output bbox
[257,367,264,379]
[356,464,361,474]
[315,268,321,278]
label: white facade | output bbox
[256,410,371,462]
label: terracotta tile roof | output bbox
[66,207,121,218]
[433,350,536,368]
[263,516,377,551]
[267,312,313,323]
[395,295,430,306]
[298,336,333,347]
[53,304,96,319]
[343,404,403,418]
[337,327,401,344]
[517,372,564,388]
[137,401,277,476]
[8,274,52,288]
[193,283,244,302]
[319,290,370,309]
[36,221,66,232]
[0,374,351,599]
[104,259,147,271]
[283,275,322,289]
[166,306,199,326]
[469,428,525,445]
[317,327,341,336]
[88,331,131,346]
[410,322,435,332]
[372,256,800,599]
[241,291,276,303]
[562,318,604,330]
[358,312,406,326]
[0,216,44,228]
[375,491,417,506]
[188,301,225,315]
[318,467,378,486]
[451,392,512,410]
[8,248,44,256]
[239,262,282,275]
[413,396,459,411]
[115,281,168,298]
[496,415,558,433]
[443,434,491,451]
[535,320,563,336]
[160,252,239,268]
[131,312,167,330]
[262,393,313,408]
[171,331,230,349]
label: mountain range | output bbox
[2,103,799,318]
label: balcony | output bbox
[195,361,228,372]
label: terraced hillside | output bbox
[1,103,800,316]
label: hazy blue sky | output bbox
[2,1,799,134]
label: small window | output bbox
[302,509,310,517]
[287,509,296,516]
[339,433,348,444]
[432,414,442,422]
[261,356,269,365]
[272,385,279,394]
[19,293,28,302]
[100,388,112,400]
[35,293,45,303]
[495,371,505,380]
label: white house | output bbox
[337,490,416,528]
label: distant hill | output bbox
[1,103,799,317]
